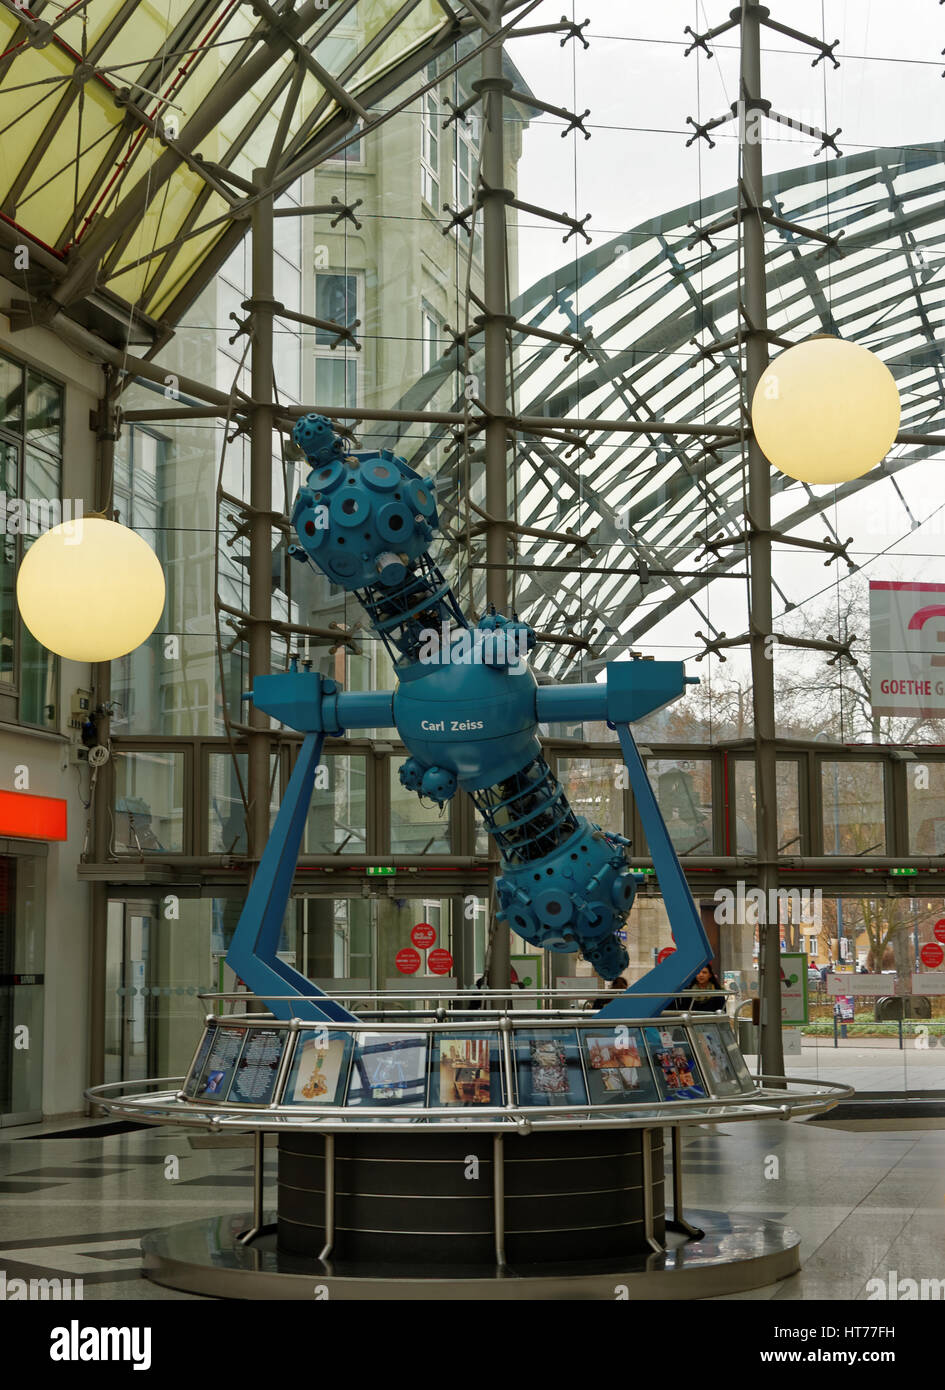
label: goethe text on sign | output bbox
[870,581,945,719]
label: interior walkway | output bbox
[1,1104,942,1300]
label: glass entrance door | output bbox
[104,895,217,1085]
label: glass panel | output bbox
[114,749,186,854]
[106,895,218,1086]
[315,356,357,407]
[907,761,945,854]
[315,273,357,344]
[25,372,61,456]
[208,752,250,855]
[821,761,887,856]
[645,757,713,855]
[375,896,450,994]
[18,613,57,727]
[0,353,22,429]
[207,751,278,853]
[733,760,805,856]
[274,324,301,402]
[304,753,367,853]
[775,761,802,855]
[23,447,61,512]
[18,532,58,727]
[390,762,450,854]
[556,756,625,834]
[303,896,373,985]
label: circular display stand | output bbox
[88,1006,849,1301]
[141,1209,800,1301]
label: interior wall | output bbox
[0,288,102,1115]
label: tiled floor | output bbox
[1,1102,943,1300]
[751,1037,945,1092]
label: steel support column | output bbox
[87,375,119,1107]
[249,174,276,868]
[740,2,784,1080]
[480,1,512,990]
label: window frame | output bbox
[313,268,363,410]
[0,350,65,728]
[419,65,441,213]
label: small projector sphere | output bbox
[751,337,900,484]
[16,518,165,662]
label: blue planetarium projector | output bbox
[227,416,710,1024]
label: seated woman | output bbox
[669,963,724,1012]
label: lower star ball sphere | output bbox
[16,517,166,662]
[751,337,901,485]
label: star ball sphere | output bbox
[751,337,901,485]
[16,517,166,661]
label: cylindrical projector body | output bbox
[290,416,634,977]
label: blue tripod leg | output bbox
[597,723,711,1020]
[225,730,358,1023]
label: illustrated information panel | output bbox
[284,1031,351,1106]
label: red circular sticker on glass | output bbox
[934,920,945,945]
[395,947,422,975]
[656,946,676,965]
[920,941,944,969]
[411,922,436,950]
[427,948,453,975]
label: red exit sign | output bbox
[0,789,67,841]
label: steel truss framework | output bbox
[1,2,943,1082]
[391,141,945,678]
[0,0,534,343]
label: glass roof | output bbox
[0,0,489,331]
[390,143,945,679]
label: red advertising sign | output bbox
[395,947,421,975]
[0,789,67,841]
[920,941,945,970]
[427,948,453,976]
[934,920,945,945]
[411,922,436,950]
[656,946,676,965]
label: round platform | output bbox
[277,1127,665,1263]
[87,1006,845,1301]
[141,1209,800,1300]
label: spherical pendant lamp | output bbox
[751,337,900,485]
[16,517,165,662]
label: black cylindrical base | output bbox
[277,1128,664,1266]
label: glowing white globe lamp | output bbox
[751,337,900,485]
[16,517,165,662]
